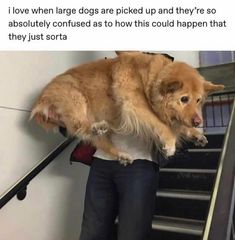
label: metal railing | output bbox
[0,137,74,209]
[202,98,235,240]
[203,90,235,130]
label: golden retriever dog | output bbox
[30,51,224,165]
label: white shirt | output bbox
[94,134,153,161]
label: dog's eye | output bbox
[197,98,201,103]
[181,96,189,103]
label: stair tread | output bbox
[160,151,220,169]
[157,189,211,200]
[152,215,204,235]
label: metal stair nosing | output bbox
[160,168,217,174]
[156,189,211,201]
[187,148,222,153]
[152,215,205,236]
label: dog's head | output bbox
[149,62,224,128]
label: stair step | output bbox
[157,189,211,201]
[152,216,204,236]
[159,169,216,191]
[161,151,221,169]
[155,195,210,220]
[155,190,210,219]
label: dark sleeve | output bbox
[59,127,68,138]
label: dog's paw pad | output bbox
[118,152,133,166]
[91,121,109,135]
[194,135,208,147]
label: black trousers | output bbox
[79,158,159,240]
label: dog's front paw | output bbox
[163,144,176,157]
[193,134,208,147]
[118,152,133,166]
[91,120,109,135]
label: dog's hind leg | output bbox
[31,86,95,139]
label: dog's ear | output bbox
[115,51,124,55]
[115,51,140,56]
[159,79,183,95]
[204,81,224,94]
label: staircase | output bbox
[152,133,224,240]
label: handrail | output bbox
[0,137,74,209]
[202,99,235,240]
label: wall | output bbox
[0,51,114,195]
[0,51,198,240]
[159,51,199,67]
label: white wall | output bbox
[0,51,198,240]
[155,51,199,67]
[0,51,115,195]
[0,51,114,240]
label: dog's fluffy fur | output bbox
[30,51,224,164]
